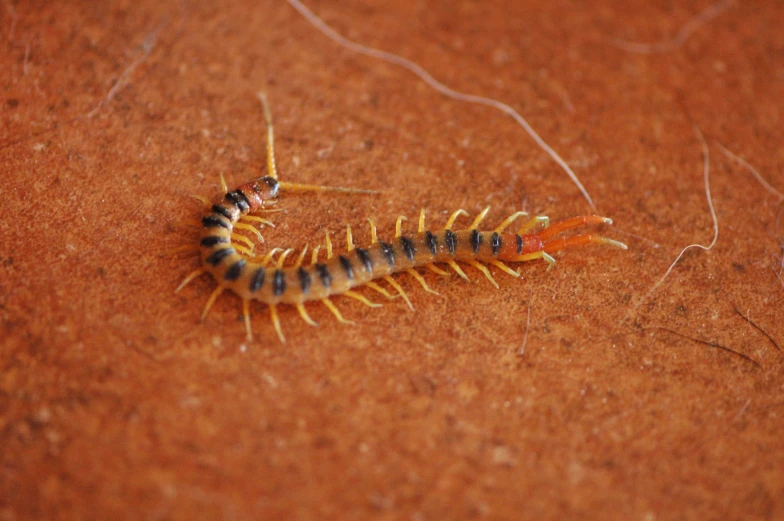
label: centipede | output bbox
[176,93,627,343]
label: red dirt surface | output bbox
[2,1,783,520]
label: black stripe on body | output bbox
[338,256,354,280]
[273,270,286,296]
[316,264,332,288]
[444,230,456,255]
[355,248,374,273]
[212,204,233,221]
[224,259,246,281]
[400,236,416,261]
[200,236,229,247]
[470,229,482,254]
[425,231,437,256]
[202,215,230,229]
[515,234,523,254]
[206,248,235,266]
[298,267,312,294]
[379,241,395,267]
[226,190,250,213]
[491,232,502,256]
[249,267,266,292]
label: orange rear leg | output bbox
[536,216,612,242]
[543,234,627,254]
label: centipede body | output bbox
[177,93,628,343]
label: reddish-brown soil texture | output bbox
[2,1,783,520]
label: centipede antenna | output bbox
[242,299,253,341]
[467,261,499,289]
[278,181,378,194]
[469,207,490,230]
[176,268,206,293]
[257,91,278,180]
[269,304,285,343]
[383,275,413,310]
[190,194,211,207]
[395,215,407,238]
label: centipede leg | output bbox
[242,299,253,341]
[406,269,440,295]
[231,233,256,252]
[445,209,468,230]
[517,251,557,269]
[294,245,309,268]
[542,234,627,254]
[346,225,355,251]
[488,259,520,278]
[296,303,318,326]
[201,286,225,321]
[310,246,322,265]
[275,249,294,268]
[535,216,613,242]
[466,261,499,289]
[395,215,407,237]
[269,304,285,343]
[368,218,378,244]
[383,275,414,310]
[446,260,470,280]
[176,268,206,292]
[325,231,333,259]
[468,207,490,230]
[322,298,355,325]
[426,264,450,276]
[344,290,382,308]
[219,173,228,193]
[240,215,276,227]
[235,222,265,243]
[256,248,283,266]
[517,215,550,235]
[365,282,399,300]
[494,211,528,233]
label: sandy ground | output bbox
[1,1,783,519]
